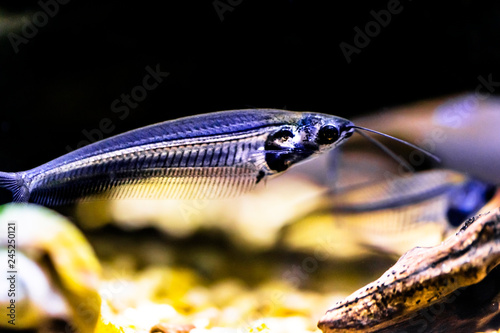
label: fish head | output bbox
[264,113,355,173]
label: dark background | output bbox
[1,0,500,178]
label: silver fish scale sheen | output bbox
[1,109,354,206]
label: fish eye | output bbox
[317,125,339,145]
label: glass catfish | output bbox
[0,109,436,206]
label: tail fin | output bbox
[0,172,29,203]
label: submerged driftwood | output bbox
[318,208,500,333]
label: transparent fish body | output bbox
[0,109,354,206]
